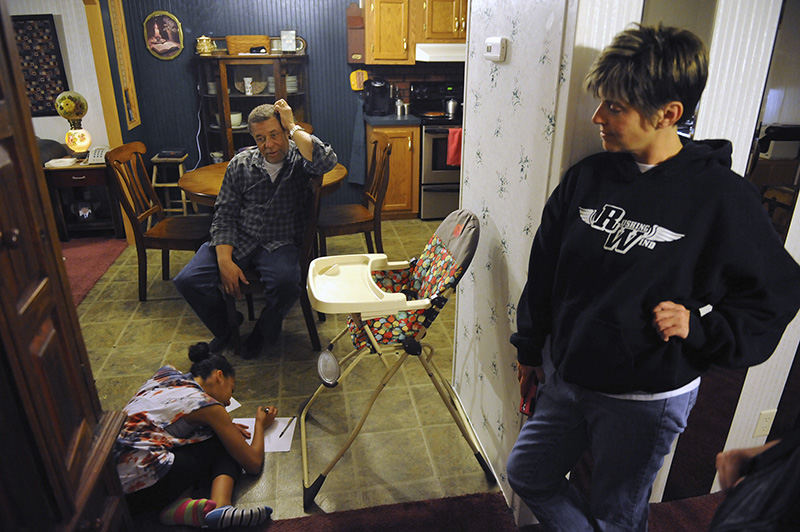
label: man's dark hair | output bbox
[585,24,708,125]
[247,103,282,134]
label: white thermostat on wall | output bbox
[483,36,507,62]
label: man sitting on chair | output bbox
[175,100,337,359]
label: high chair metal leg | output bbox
[416,346,495,481]
[300,327,408,510]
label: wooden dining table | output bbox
[178,161,348,207]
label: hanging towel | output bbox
[348,98,367,184]
[447,127,462,167]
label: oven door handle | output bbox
[424,127,452,135]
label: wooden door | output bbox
[366,0,412,64]
[371,125,419,216]
[0,4,113,529]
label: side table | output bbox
[44,161,125,241]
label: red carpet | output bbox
[61,237,128,305]
[268,492,516,531]
[131,489,725,530]
[132,492,517,531]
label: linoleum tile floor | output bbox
[80,218,498,523]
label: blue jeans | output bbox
[506,353,698,532]
[174,242,300,340]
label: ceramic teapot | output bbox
[195,35,216,55]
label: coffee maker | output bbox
[363,78,392,116]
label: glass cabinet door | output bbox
[198,55,308,162]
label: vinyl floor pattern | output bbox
[80,218,498,521]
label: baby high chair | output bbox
[300,209,493,510]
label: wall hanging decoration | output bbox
[109,0,141,129]
[143,11,183,60]
[11,14,69,117]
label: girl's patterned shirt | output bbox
[114,366,220,493]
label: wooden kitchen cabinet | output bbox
[415,0,468,42]
[197,49,309,161]
[367,124,420,217]
[365,0,413,64]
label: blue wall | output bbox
[102,0,362,204]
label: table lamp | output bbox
[54,91,92,156]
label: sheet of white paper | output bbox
[225,396,241,413]
[232,417,296,452]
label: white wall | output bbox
[454,0,643,524]
[704,0,799,487]
[694,0,782,175]
[641,0,716,51]
[455,0,573,510]
[8,0,109,146]
[759,0,800,126]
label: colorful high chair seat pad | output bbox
[348,210,480,350]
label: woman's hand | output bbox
[652,301,690,341]
[518,364,544,398]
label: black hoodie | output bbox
[510,139,800,394]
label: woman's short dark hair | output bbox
[188,342,235,379]
[585,24,708,125]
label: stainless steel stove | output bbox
[410,81,463,219]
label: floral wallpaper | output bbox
[454,0,572,502]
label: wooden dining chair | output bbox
[106,142,212,301]
[223,174,323,355]
[316,131,391,257]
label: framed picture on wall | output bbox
[11,14,69,117]
[143,11,183,60]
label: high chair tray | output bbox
[307,254,428,314]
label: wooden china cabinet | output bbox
[0,5,130,531]
[197,39,310,162]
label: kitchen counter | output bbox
[364,114,421,126]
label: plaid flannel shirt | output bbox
[210,135,337,261]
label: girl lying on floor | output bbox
[114,342,277,528]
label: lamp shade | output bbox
[55,91,88,126]
[55,91,91,153]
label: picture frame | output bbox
[11,14,69,117]
[143,11,183,60]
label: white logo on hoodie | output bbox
[579,205,684,254]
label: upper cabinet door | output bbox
[416,0,467,43]
[458,0,468,39]
[366,0,413,64]
[424,0,460,41]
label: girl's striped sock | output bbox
[203,504,273,529]
[158,497,216,527]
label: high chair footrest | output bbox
[317,349,340,387]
